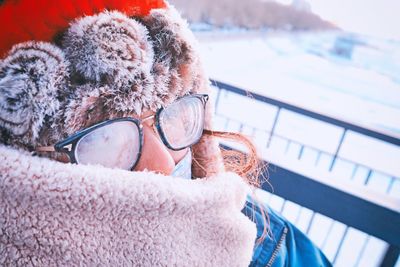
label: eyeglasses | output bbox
[36,94,209,170]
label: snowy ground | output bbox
[197,30,400,136]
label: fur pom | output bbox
[63,11,154,88]
[141,7,200,106]
[63,11,163,115]
[0,42,68,145]
[59,8,204,122]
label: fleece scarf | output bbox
[0,144,256,266]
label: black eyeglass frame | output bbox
[36,94,209,170]
[154,93,209,151]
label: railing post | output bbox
[267,107,281,148]
[379,245,399,267]
[213,84,222,114]
[332,226,349,264]
[329,129,347,172]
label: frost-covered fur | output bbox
[0,144,256,266]
[0,4,222,177]
[0,7,199,143]
[0,42,69,145]
[63,11,157,114]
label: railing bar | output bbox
[270,131,391,176]
[294,207,303,225]
[332,226,349,264]
[213,85,400,179]
[320,220,335,250]
[340,155,360,165]
[267,129,392,175]
[260,162,400,247]
[213,82,222,113]
[386,177,396,194]
[210,80,400,146]
[262,126,398,179]
[267,107,281,148]
[364,170,373,185]
[298,145,305,160]
[379,245,400,267]
[284,140,291,155]
[305,212,316,235]
[272,132,328,154]
[350,164,359,180]
[218,119,398,181]
[279,200,286,214]
[222,117,269,135]
[314,150,322,166]
[214,86,400,179]
[329,129,347,172]
[354,235,370,267]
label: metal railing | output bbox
[210,79,400,267]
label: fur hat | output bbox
[0,0,223,177]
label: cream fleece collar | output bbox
[0,145,256,266]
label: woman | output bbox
[0,0,331,266]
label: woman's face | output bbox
[47,94,208,175]
[54,110,189,176]
[133,110,189,176]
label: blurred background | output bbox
[170,0,400,266]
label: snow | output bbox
[198,31,400,135]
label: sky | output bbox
[274,0,400,41]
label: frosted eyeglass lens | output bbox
[75,121,140,170]
[160,96,205,149]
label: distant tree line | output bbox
[169,0,337,31]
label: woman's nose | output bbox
[133,124,175,175]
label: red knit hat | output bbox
[0,0,166,58]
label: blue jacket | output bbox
[242,197,332,267]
